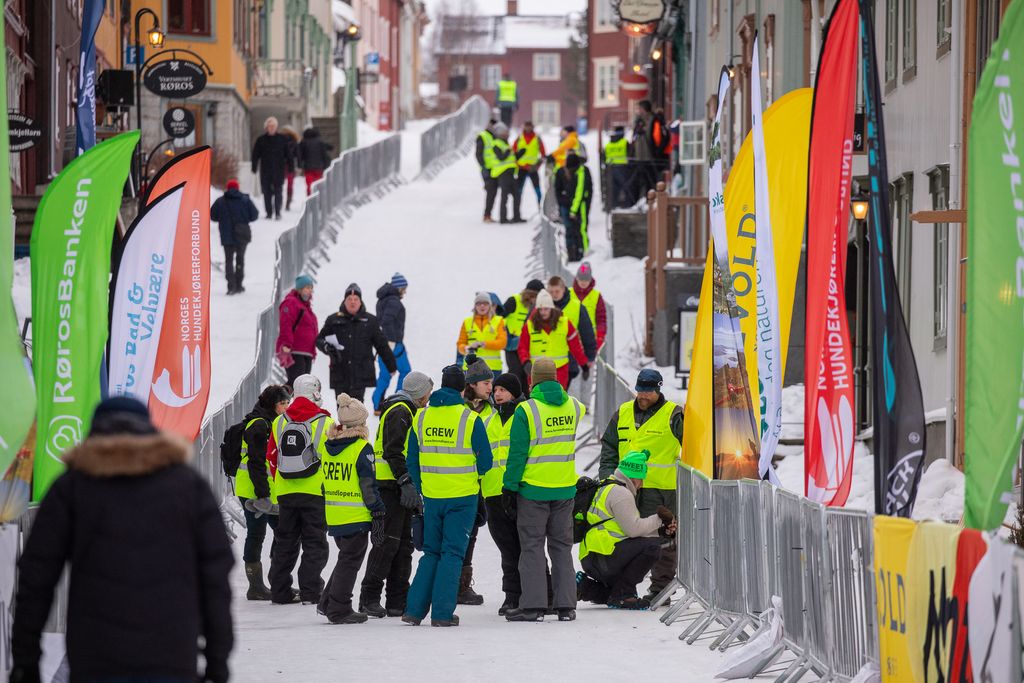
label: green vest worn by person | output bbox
[616,400,680,490]
[578,288,602,334]
[579,482,628,560]
[415,404,481,498]
[505,293,530,337]
[516,134,541,166]
[491,139,518,178]
[482,413,512,498]
[526,314,571,368]
[604,138,628,165]
[479,130,496,170]
[322,438,373,527]
[271,413,332,497]
[235,416,269,499]
[463,315,505,371]
[497,79,517,103]
[519,395,584,489]
[374,401,415,482]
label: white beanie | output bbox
[535,289,555,309]
[292,374,323,406]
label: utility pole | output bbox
[340,24,361,151]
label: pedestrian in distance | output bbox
[502,359,585,622]
[251,116,293,220]
[276,274,319,388]
[317,394,384,624]
[602,125,633,208]
[572,262,608,351]
[210,178,259,295]
[555,153,592,262]
[476,119,499,223]
[359,371,434,618]
[502,279,544,389]
[598,368,683,602]
[267,374,333,605]
[373,272,411,413]
[10,397,234,683]
[402,365,493,627]
[495,72,518,127]
[490,123,524,224]
[482,372,526,615]
[456,291,507,376]
[280,125,301,211]
[547,275,597,385]
[316,282,397,404]
[298,127,334,196]
[517,289,590,390]
[513,120,546,216]
[577,450,677,610]
[234,384,292,601]
[550,126,581,169]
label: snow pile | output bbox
[911,459,965,523]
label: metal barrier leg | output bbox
[659,591,695,624]
[684,609,721,644]
[773,654,807,683]
[746,643,785,679]
[649,577,680,611]
[711,614,751,651]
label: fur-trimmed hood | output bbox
[327,423,369,441]
[63,433,192,477]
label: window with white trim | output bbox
[532,100,561,128]
[593,57,619,108]
[885,0,898,86]
[595,0,617,32]
[678,121,706,166]
[480,64,501,91]
[902,0,917,78]
[533,53,560,81]
[891,173,914,318]
[928,165,949,344]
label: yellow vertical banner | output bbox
[874,516,918,682]
[682,89,813,475]
[905,521,960,683]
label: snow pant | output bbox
[260,176,284,217]
[499,105,514,127]
[406,495,476,621]
[563,204,587,262]
[483,170,498,219]
[372,342,411,410]
[360,486,414,610]
[580,536,662,603]
[286,171,295,209]
[516,497,576,610]
[332,385,366,403]
[269,494,329,603]
[318,531,369,619]
[484,495,522,600]
[637,488,677,594]
[240,496,279,563]
[305,169,324,195]
[285,354,313,388]
[515,168,542,215]
[223,243,247,292]
[497,170,518,222]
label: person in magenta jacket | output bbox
[276,274,319,387]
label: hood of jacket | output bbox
[383,393,419,413]
[63,432,191,477]
[302,128,321,139]
[609,130,625,143]
[529,380,568,407]
[286,397,331,422]
[428,387,466,407]
[612,468,640,496]
[223,188,247,201]
[285,288,313,309]
[376,282,401,301]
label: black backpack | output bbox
[572,476,623,543]
[220,420,248,477]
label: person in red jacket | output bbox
[572,261,608,351]
[276,274,319,387]
[517,289,589,389]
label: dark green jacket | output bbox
[504,381,577,501]
[598,394,683,479]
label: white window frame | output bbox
[678,121,706,167]
[592,57,620,108]
[480,64,501,91]
[532,100,561,128]
[885,0,898,86]
[594,0,617,33]
[532,53,561,81]
[902,0,917,77]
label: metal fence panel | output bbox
[826,509,878,680]
[775,489,807,652]
[739,479,770,621]
[420,96,490,175]
[802,499,833,677]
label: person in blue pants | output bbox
[373,273,411,413]
[402,365,493,627]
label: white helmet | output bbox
[292,374,322,406]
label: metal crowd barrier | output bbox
[419,95,490,178]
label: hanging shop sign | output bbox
[616,0,666,25]
[8,113,43,152]
[162,107,196,139]
[144,59,207,99]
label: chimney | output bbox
[508,0,518,15]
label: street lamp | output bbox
[850,190,870,430]
[134,7,163,190]
[851,193,870,221]
[339,21,362,151]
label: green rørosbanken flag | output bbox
[964,0,1024,531]
[0,9,35,475]
[30,131,138,500]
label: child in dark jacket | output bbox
[372,272,411,412]
[210,179,260,294]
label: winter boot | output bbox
[504,607,544,622]
[431,615,460,627]
[359,600,386,619]
[557,609,576,622]
[328,610,368,625]
[386,607,405,618]
[401,614,422,626]
[457,567,484,605]
[607,595,651,610]
[498,594,518,616]
[244,562,272,601]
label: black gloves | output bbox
[475,495,487,528]
[515,148,526,159]
[371,509,387,546]
[501,488,518,520]
[581,364,591,380]
[8,666,41,683]
[397,474,423,513]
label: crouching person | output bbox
[577,450,676,610]
[318,394,386,624]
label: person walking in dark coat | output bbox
[251,116,293,220]
[372,272,411,413]
[298,127,334,195]
[316,283,398,403]
[276,274,319,387]
[281,126,301,211]
[10,397,234,683]
[210,178,260,295]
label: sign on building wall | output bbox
[143,59,207,99]
[163,107,196,139]
[8,113,43,152]
[615,0,666,25]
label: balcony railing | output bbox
[250,59,309,99]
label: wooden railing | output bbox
[644,182,709,355]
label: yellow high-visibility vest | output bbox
[481,413,512,498]
[616,400,680,490]
[497,79,518,103]
[604,138,628,165]
[515,134,541,166]
[235,417,267,499]
[505,293,530,337]
[415,404,481,499]
[518,396,584,489]
[579,482,628,560]
[374,401,415,482]
[322,438,373,527]
[479,130,496,169]
[526,314,571,368]
[463,315,505,371]
[271,414,332,497]
[490,139,518,178]
[579,288,601,333]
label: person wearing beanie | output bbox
[598,368,683,602]
[276,274,319,387]
[481,372,527,615]
[547,276,597,386]
[476,120,499,223]
[373,272,411,413]
[210,179,259,295]
[501,279,544,388]
[359,370,434,618]
[403,365,493,627]
[577,450,676,610]
[457,354,495,607]
[572,262,607,350]
[516,289,590,390]
[317,394,384,625]
[11,398,234,683]
[502,357,586,623]
[456,292,507,378]
[266,374,335,605]
[316,283,397,403]
[490,122,523,224]
[235,384,293,601]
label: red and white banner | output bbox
[143,147,212,439]
[109,185,184,402]
[804,0,858,506]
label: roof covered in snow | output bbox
[434,13,576,55]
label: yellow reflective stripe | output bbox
[421,464,478,474]
[647,463,675,469]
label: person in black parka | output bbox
[316,282,398,403]
[251,116,293,220]
[210,179,260,295]
[10,397,234,683]
[297,127,334,196]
